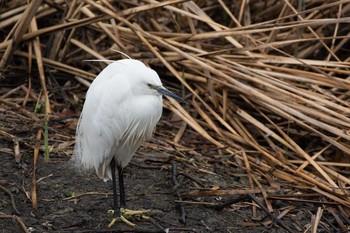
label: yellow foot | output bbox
[107,208,152,228]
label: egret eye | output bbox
[147,84,153,88]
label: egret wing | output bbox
[71,64,132,179]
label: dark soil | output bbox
[0,109,308,233]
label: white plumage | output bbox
[71,59,163,180]
[70,59,186,226]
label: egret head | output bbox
[123,59,187,104]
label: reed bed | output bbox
[1,0,350,230]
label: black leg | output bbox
[110,159,120,216]
[118,165,126,208]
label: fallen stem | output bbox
[0,184,20,215]
[0,214,29,233]
[171,163,187,224]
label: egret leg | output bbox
[107,160,156,228]
[110,159,120,216]
[108,160,139,228]
[117,165,126,208]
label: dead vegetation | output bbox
[1,0,350,232]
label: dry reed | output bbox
[1,0,350,230]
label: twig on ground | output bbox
[212,195,251,211]
[31,129,41,209]
[310,207,323,233]
[0,185,20,215]
[64,229,165,233]
[149,218,166,232]
[177,172,206,187]
[63,191,111,201]
[13,137,21,163]
[171,163,186,224]
[165,227,198,232]
[0,214,29,233]
[247,193,294,233]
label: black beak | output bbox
[156,86,188,105]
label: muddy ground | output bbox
[0,109,321,233]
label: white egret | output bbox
[70,59,186,227]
